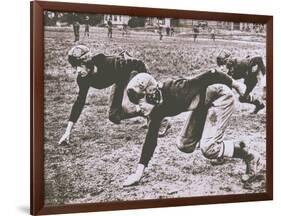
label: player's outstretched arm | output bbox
[123,114,163,186]
[58,78,90,145]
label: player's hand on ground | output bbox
[58,122,74,145]
[58,132,70,145]
[123,173,142,187]
[123,164,145,187]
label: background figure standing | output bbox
[73,21,80,42]
[122,23,128,37]
[170,27,174,36]
[158,25,163,40]
[211,28,215,41]
[107,18,113,38]
[193,25,199,42]
[84,16,90,38]
[166,26,170,36]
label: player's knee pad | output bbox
[176,136,197,153]
[201,141,222,159]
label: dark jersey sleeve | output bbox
[192,70,233,89]
[139,111,164,166]
[69,76,90,123]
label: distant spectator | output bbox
[122,23,128,37]
[241,24,245,32]
[73,21,80,42]
[253,24,257,33]
[166,27,170,36]
[158,25,163,40]
[84,16,90,38]
[107,18,113,38]
[260,24,264,33]
[170,27,174,36]
[193,25,199,42]
[210,28,215,41]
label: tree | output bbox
[88,14,103,26]
[171,18,179,27]
[128,17,146,28]
[44,11,59,26]
[43,12,105,26]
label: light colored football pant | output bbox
[177,84,235,159]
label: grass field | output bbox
[43,27,266,205]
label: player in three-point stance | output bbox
[59,45,170,145]
[123,70,260,187]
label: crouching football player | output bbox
[59,45,170,145]
[216,51,266,114]
[59,45,149,145]
[123,70,260,187]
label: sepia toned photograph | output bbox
[43,10,267,206]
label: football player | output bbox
[58,45,147,145]
[217,51,266,114]
[123,70,260,187]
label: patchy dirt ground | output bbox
[43,27,266,205]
